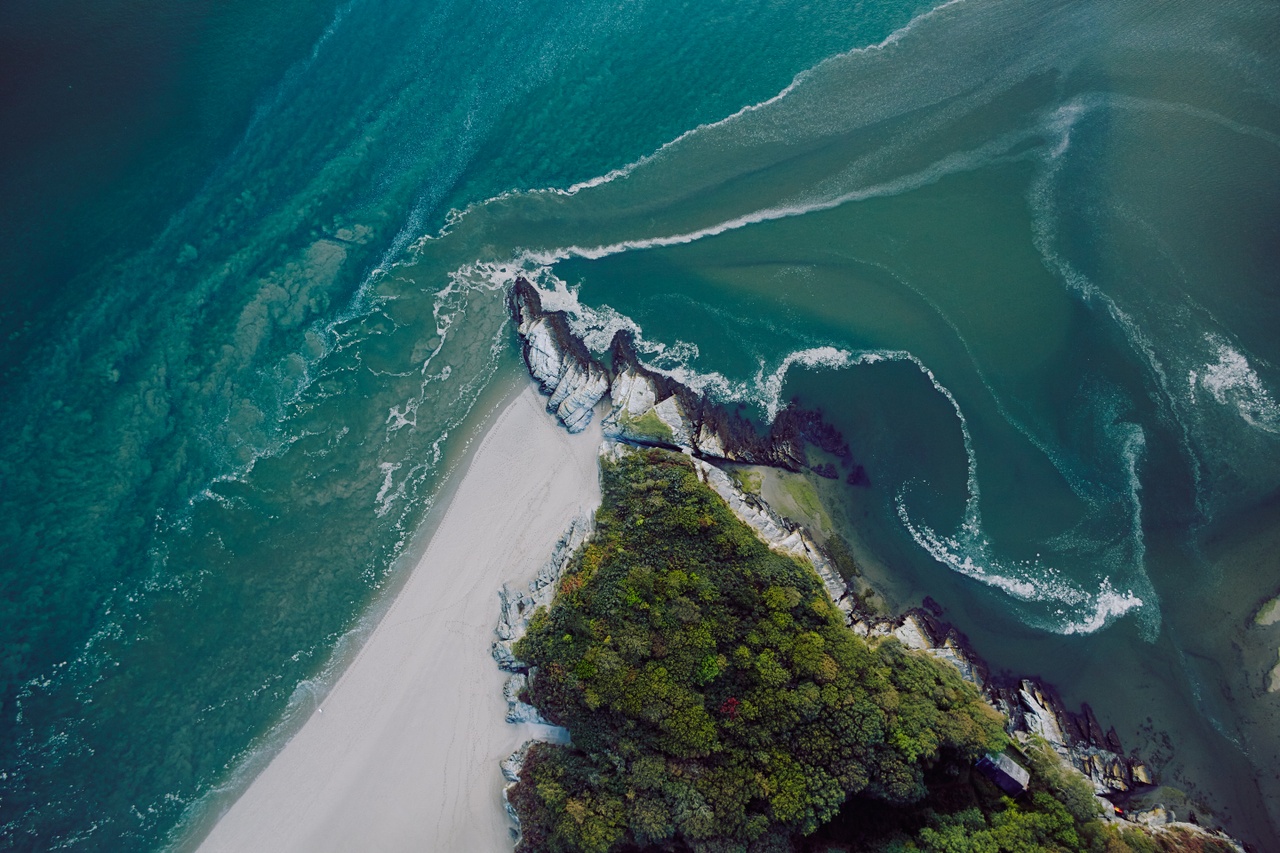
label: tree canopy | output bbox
[509,449,1006,852]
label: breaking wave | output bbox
[1189,335,1280,435]
[490,261,1153,637]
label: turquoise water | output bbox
[2,0,1278,849]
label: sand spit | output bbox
[197,387,603,853]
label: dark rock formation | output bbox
[844,595,1156,801]
[510,277,845,472]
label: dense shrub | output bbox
[810,740,1237,853]
[510,449,1005,852]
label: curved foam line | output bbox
[528,132,1036,265]
[430,0,974,238]
[1108,92,1280,150]
[552,0,972,197]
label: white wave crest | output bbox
[502,264,872,419]
[1059,581,1146,635]
[883,346,1154,637]
[1189,335,1280,434]
[527,126,1036,265]
[545,0,972,198]
[897,497,1146,635]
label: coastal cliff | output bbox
[511,278,844,473]
[502,279,1243,851]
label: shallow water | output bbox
[1,0,1278,849]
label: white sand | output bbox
[198,386,602,853]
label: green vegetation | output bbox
[1254,594,1280,626]
[510,449,1005,852]
[814,740,1237,853]
[778,474,824,522]
[508,449,1234,853]
[729,468,763,496]
[823,535,862,585]
[618,409,676,444]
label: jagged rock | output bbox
[511,283,609,433]
[694,423,726,459]
[493,513,593,670]
[505,276,1190,831]
[501,742,533,836]
[772,404,851,463]
[1103,755,1131,792]
[1105,725,1123,755]
[502,742,531,784]
[1020,681,1068,747]
[680,449,854,618]
[928,640,984,689]
[1084,703,1107,747]
[503,673,551,724]
[494,514,595,841]
[509,277,853,472]
[491,639,520,672]
[601,367,697,448]
[653,396,695,446]
[1136,806,1171,827]
[503,672,526,705]
[506,702,546,725]
[609,367,657,415]
[894,614,935,651]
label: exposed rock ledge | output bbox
[491,514,588,834]
[511,278,856,476]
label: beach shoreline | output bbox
[193,385,604,853]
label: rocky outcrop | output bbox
[987,676,1156,797]
[510,278,827,472]
[852,610,989,690]
[849,604,1155,800]
[511,287,609,433]
[500,741,533,830]
[493,514,590,842]
[493,513,593,670]
[503,673,549,725]
[684,450,853,618]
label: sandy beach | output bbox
[197,386,602,853]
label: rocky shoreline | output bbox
[498,277,1243,849]
[512,278,853,475]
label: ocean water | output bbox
[1,0,1278,849]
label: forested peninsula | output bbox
[500,448,1237,853]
